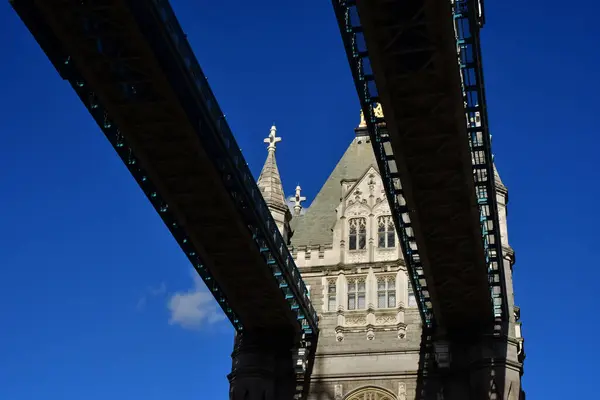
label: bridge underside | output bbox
[356,0,494,336]
[12,0,319,340]
[14,0,321,396]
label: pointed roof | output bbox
[291,135,378,247]
[291,107,509,247]
[257,125,288,211]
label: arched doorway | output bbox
[345,387,397,400]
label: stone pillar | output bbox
[466,336,523,400]
[228,330,297,400]
[438,334,524,400]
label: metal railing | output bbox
[10,1,318,396]
[452,0,508,321]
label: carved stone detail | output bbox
[335,327,344,342]
[397,324,407,339]
[398,383,407,400]
[334,384,343,400]
[375,315,396,325]
[347,387,394,400]
[375,248,397,262]
[345,316,367,326]
[366,327,375,340]
[348,250,367,264]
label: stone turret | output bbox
[257,124,293,243]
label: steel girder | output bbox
[11,0,318,396]
[333,0,507,338]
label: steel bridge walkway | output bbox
[11,0,318,398]
[332,0,509,339]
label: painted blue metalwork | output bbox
[451,0,508,320]
[331,0,435,331]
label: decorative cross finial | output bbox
[264,124,281,152]
[292,185,306,216]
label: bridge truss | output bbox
[11,0,318,397]
[332,0,508,337]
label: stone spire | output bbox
[258,125,287,210]
[257,124,292,242]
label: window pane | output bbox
[408,284,417,307]
[387,232,395,248]
[348,281,356,292]
[328,284,336,294]
[359,233,366,249]
[377,280,385,291]
[328,296,336,311]
[358,218,366,233]
[349,219,357,234]
[358,281,366,292]
[388,279,395,290]
[348,294,356,310]
[378,293,386,308]
[378,232,385,248]
[358,294,366,309]
[388,293,396,308]
[408,294,417,307]
[349,235,357,250]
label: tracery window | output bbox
[347,278,366,310]
[346,388,395,400]
[408,282,417,307]
[327,280,337,311]
[349,218,367,250]
[377,276,396,308]
[377,215,395,248]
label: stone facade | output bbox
[256,119,524,400]
[288,128,422,400]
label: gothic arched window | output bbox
[346,387,396,400]
[377,216,395,248]
[347,278,366,310]
[327,279,337,311]
[377,276,396,308]
[408,282,417,307]
[349,217,367,250]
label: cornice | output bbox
[296,260,407,275]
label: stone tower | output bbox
[257,124,293,244]
[257,115,524,400]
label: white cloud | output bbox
[167,271,225,330]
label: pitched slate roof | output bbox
[291,134,378,247]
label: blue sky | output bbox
[0,1,598,399]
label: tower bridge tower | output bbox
[254,114,524,400]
